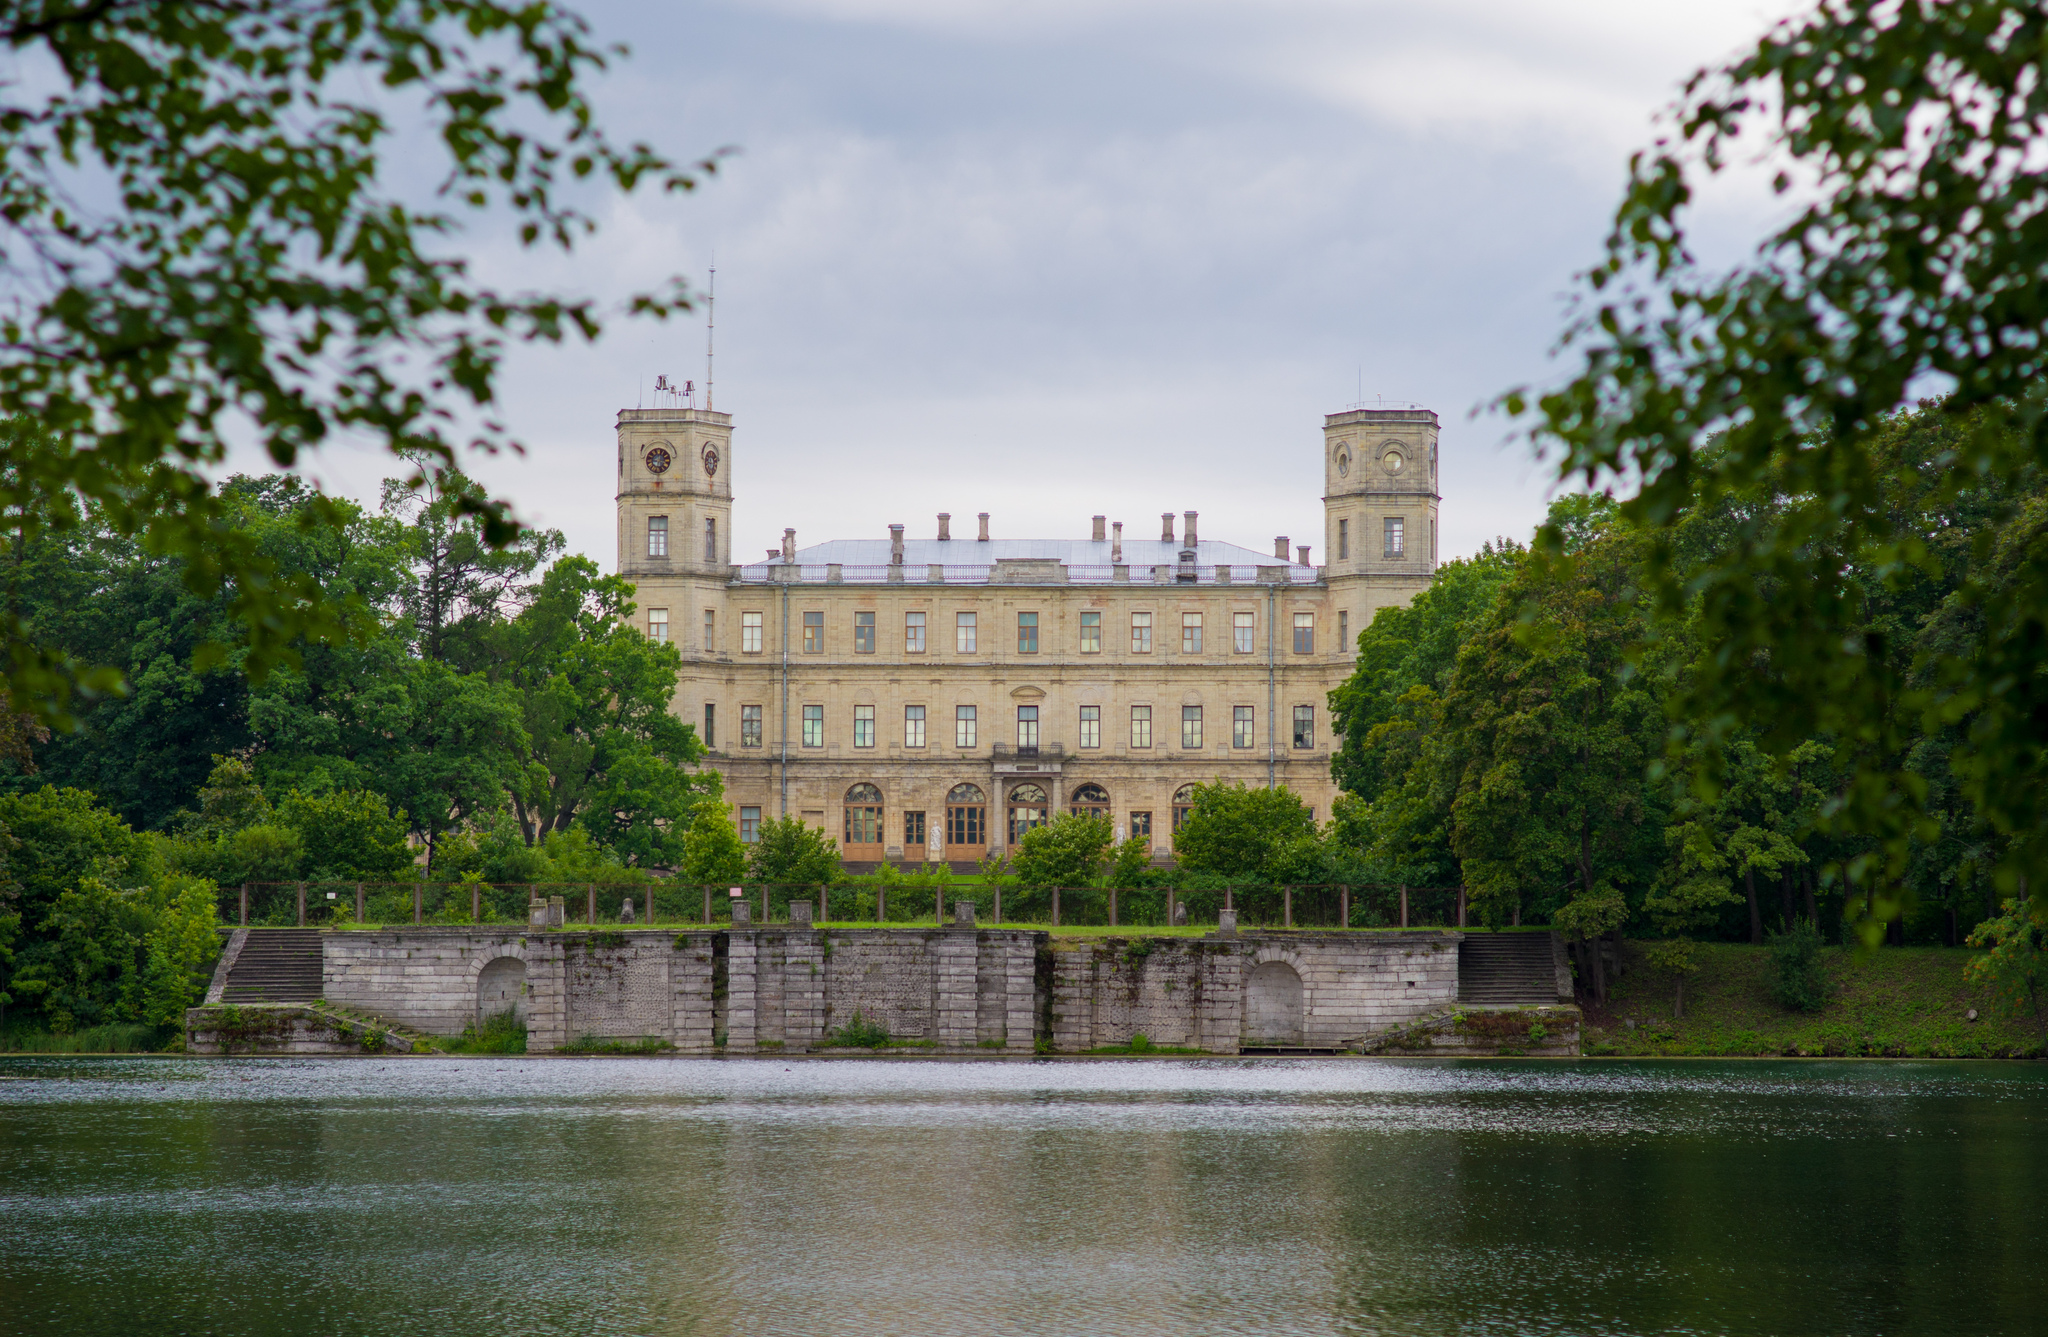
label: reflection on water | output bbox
[2,1057,2043,1336]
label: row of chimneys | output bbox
[771,511,1309,566]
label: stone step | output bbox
[1457,933,1562,1004]
[222,929,322,1002]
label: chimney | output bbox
[782,528,796,561]
[1161,512,1175,543]
[1274,536,1289,560]
[1111,520,1123,565]
[767,549,780,561]
[1183,510,1199,548]
[937,512,952,541]
[1091,515,1106,542]
[889,524,905,565]
[1297,544,1311,566]
[977,512,990,542]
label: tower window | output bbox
[703,609,714,652]
[702,703,715,748]
[648,608,668,643]
[1339,610,1349,647]
[1384,516,1405,558]
[704,517,717,562]
[647,516,668,558]
[1338,518,1349,560]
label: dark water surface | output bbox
[1,1057,2042,1336]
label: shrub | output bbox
[1770,920,1829,1012]
[823,1010,890,1048]
[449,1008,527,1055]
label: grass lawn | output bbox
[1589,941,2045,1059]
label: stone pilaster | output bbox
[1197,940,1244,1055]
[724,930,758,1053]
[671,933,717,1054]
[1049,947,1092,1053]
[1004,936,1036,1052]
[932,930,979,1049]
[781,929,825,1051]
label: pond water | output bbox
[2,1057,2043,1336]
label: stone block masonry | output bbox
[295,926,1555,1056]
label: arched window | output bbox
[1008,783,1048,844]
[1172,783,1198,834]
[945,783,986,852]
[843,783,883,850]
[1070,783,1110,818]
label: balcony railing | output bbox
[734,563,1322,586]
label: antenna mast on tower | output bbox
[705,264,716,412]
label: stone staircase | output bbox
[1458,932,1564,1005]
[220,928,323,1003]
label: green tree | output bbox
[1967,899,2048,1044]
[678,803,747,887]
[274,789,416,882]
[1012,814,1115,890]
[137,875,222,1028]
[1506,0,2048,922]
[0,2,717,726]
[746,816,841,886]
[1172,782,1320,880]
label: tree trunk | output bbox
[1780,869,1794,933]
[1804,866,1818,928]
[1673,976,1684,1020]
[1947,905,1958,948]
[1746,867,1762,945]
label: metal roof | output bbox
[740,537,1308,571]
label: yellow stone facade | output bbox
[615,404,1440,866]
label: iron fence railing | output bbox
[216,881,1481,930]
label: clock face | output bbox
[644,446,672,475]
[702,446,720,478]
[1335,451,1349,478]
[1384,449,1405,474]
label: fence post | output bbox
[590,884,598,925]
[356,881,364,923]
[703,884,712,924]
[818,882,827,923]
[1052,886,1060,929]
[1340,884,1349,930]
[1109,887,1117,928]
[1284,885,1293,929]
[240,882,248,927]
[297,881,306,927]
[1165,887,1174,927]
[993,882,1001,925]
[935,883,944,926]
[472,882,481,924]
[413,882,422,925]
[1457,884,1467,928]
[1399,883,1409,928]
[760,882,768,925]
[878,883,887,923]
[1224,886,1233,913]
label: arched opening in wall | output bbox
[477,956,527,1027]
[843,783,885,862]
[944,783,986,863]
[1069,783,1110,819]
[1171,784,1197,834]
[1008,784,1048,845]
[1243,960,1304,1047]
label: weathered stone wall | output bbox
[313,926,1530,1055]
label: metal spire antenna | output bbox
[705,263,716,412]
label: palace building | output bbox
[615,403,1441,867]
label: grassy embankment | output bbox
[1589,941,2045,1059]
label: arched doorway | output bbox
[1243,960,1303,1046]
[1008,783,1048,844]
[477,956,527,1025]
[1069,783,1110,819]
[943,783,987,862]
[843,783,884,862]
[1171,784,1198,834]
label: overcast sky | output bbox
[295,0,1804,571]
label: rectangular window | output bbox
[1339,517,1349,560]
[956,611,977,654]
[1293,612,1314,654]
[1079,610,1101,653]
[1181,612,1202,654]
[853,611,876,654]
[704,517,717,563]
[1182,705,1203,750]
[1339,610,1349,647]
[1234,706,1254,749]
[904,810,926,849]
[1017,705,1039,749]
[904,705,926,748]
[703,703,715,748]
[955,704,978,748]
[802,611,823,653]
[1130,811,1152,848]
[1233,610,1254,654]
[1017,611,1038,653]
[647,515,668,558]
[739,806,761,844]
[905,611,927,653]
[1294,705,1315,749]
[1131,611,1152,653]
[1079,705,1100,749]
[741,611,763,654]
[946,802,984,848]
[853,704,875,748]
[1385,516,1405,558]
[1130,705,1152,748]
[703,610,715,654]
[802,704,824,748]
[648,608,668,644]
[740,704,763,748]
